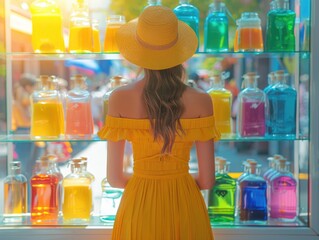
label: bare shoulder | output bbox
[182,86,213,118]
[108,80,144,117]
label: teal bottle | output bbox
[265,0,296,51]
[173,0,199,49]
[204,0,229,52]
[208,158,236,222]
[144,0,161,8]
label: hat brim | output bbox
[116,19,198,70]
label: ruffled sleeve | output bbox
[97,115,151,142]
[178,116,221,142]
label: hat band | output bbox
[136,33,178,51]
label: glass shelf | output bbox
[0,134,309,143]
[0,51,310,61]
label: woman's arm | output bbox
[192,140,215,190]
[107,140,132,188]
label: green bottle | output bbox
[208,157,236,222]
[265,0,296,51]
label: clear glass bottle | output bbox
[239,161,268,222]
[65,74,94,139]
[204,0,229,52]
[234,12,263,52]
[103,76,127,123]
[173,0,199,49]
[237,72,267,137]
[30,0,65,53]
[207,73,232,137]
[99,177,123,223]
[30,157,59,224]
[269,158,297,221]
[69,0,93,53]
[104,15,126,53]
[3,161,28,223]
[266,70,297,137]
[265,0,296,51]
[31,75,65,139]
[145,0,162,8]
[208,158,236,222]
[62,159,93,224]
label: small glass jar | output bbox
[104,15,126,53]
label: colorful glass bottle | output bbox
[263,71,277,94]
[207,74,232,137]
[69,0,93,53]
[239,161,268,222]
[269,158,297,221]
[265,0,296,51]
[31,75,65,139]
[104,15,126,53]
[62,159,93,223]
[173,0,199,49]
[103,76,128,123]
[204,0,229,52]
[208,158,236,222]
[266,70,296,137]
[92,19,102,53]
[30,0,65,53]
[234,12,263,52]
[99,177,123,223]
[145,0,162,8]
[30,157,59,224]
[237,72,266,137]
[3,161,27,223]
[65,74,94,139]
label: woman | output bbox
[98,6,220,240]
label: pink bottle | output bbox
[269,158,297,221]
[65,74,94,139]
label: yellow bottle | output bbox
[62,159,93,223]
[92,19,101,53]
[31,75,65,139]
[30,0,65,53]
[207,74,233,138]
[68,0,93,53]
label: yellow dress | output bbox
[98,115,220,240]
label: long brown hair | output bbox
[143,64,187,153]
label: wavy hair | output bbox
[143,65,187,153]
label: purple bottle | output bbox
[237,72,267,137]
[269,158,297,221]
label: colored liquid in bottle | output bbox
[4,182,27,215]
[69,26,93,53]
[104,24,123,53]
[62,183,92,222]
[237,28,263,52]
[265,10,295,51]
[208,174,236,222]
[31,102,65,139]
[239,100,265,137]
[269,175,297,220]
[239,180,267,221]
[31,14,65,53]
[66,102,93,138]
[208,90,232,136]
[31,174,59,224]
[266,87,296,136]
[204,12,228,52]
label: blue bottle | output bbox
[204,0,229,52]
[239,161,267,222]
[263,72,276,94]
[173,0,199,49]
[266,70,297,137]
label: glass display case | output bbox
[0,0,319,239]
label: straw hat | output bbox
[116,6,198,70]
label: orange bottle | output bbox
[104,15,126,53]
[235,12,263,52]
[69,0,93,53]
